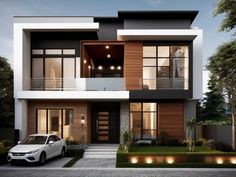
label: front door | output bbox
[91,102,120,143]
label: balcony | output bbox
[31,77,188,91]
[31,78,125,91]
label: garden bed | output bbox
[116,146,236,168]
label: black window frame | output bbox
[129,102,158,141]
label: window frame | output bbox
[129,102,158,140]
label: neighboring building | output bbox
[13,11,202,144]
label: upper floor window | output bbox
[143,45,189,90]
[31,49,77,90]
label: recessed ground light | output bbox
[110,66,115,70]
[130,157,138,164]
[98,65,103,70]
[216,158,223,164]
[105,45,110,49]
[117,66,122,70]
[145,157,153,164]
[83,60,87,64]
[166,157,174,164]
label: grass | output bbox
[63,155,82,167]
[126,146,222,155]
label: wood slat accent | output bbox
[124,42,143,90]
[158,102,184,141]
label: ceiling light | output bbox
[98,65,103,70]
[110,66,115,70]
[117,66,122,70]
[107,54,111,58]
[105,45,110,49]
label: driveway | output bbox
[0,157,72,168]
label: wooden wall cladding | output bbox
[158,102,184,141]
[124,42,143,90]
[27,100,90,143]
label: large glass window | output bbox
[130,102,157,140]
[31,48,77,90]
[37,109,74,139]
[142,45,189,90]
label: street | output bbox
[1,168,236,177]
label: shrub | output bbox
[158,130,170,145]
[66,149,84,157]
[214,142,234,152]
[167,139,182,146]
[121,131,132,152]
[1,140,12,149]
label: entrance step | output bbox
[83,144,119,158]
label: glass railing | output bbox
[142,78,188,90]
[31,77,188,91]
[31,78,125,91]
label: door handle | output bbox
[96,120,98,133]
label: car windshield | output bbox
[20,136,47,145]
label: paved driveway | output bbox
[0,168,236,177]
[0,157,72,168]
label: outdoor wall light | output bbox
[88,65,91,69]
[131,157,138,164]
[81,115,85,124]
[105,45,110,49]
[107,54,111,58]
[83,60,87,64]
[216,158,224,164]
[166,157,174,164]
[230,158,236,164]
[110,65,115,70]
[145,157,153,164]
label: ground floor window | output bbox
[36,108,74,139]
[130,102,157,140]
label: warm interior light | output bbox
[98,66,103,70]
[110,66,115,70]
[83,60,87,64]
[105,45,110,49]
[166,157,174,164]
[107,54,111,58]
[131,157,138,164]
[117,66,122,70]
[230,158,236,164]
[216,158,224,164]
[145,157,153,164]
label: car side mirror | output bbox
[49,141,55,145]
[17,141,21,144]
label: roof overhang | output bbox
[117,29,201,41]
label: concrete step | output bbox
[83,144,118,158]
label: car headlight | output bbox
[27,149,39,154]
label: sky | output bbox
[0,0,234,92]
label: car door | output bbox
[53,135,62,156]
[46,136,57,158]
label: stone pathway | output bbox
[73,158,116,168]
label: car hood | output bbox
[9,144,45,153]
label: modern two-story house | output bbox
[13,11,202,145]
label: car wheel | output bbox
[39,152,46,165]
[61,147,65,157]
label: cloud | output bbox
[145,0,162,6]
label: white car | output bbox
[7,134,67,165]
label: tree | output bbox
[202,73,225,120]
[214,0,236,32]
[208,40,236,149]
[0,57,14,128]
